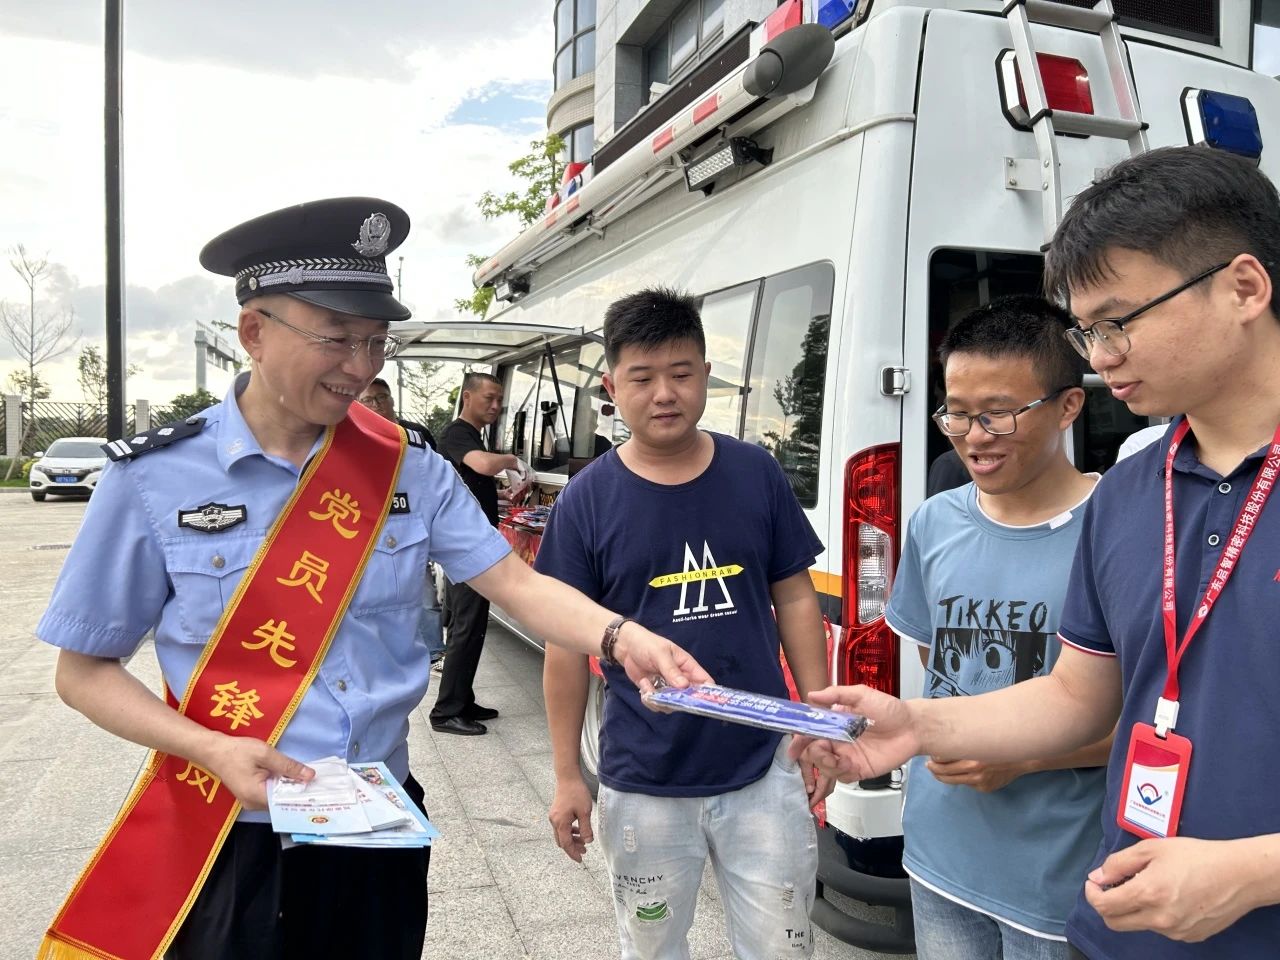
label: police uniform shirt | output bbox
[37,373,510,822]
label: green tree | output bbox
[423,384,462,439]
[4,369,52,471]
[6,368,51,402]
[455,134,565,317]
[163,388,220,422]
[399,360,444,419]
[77,344,141,407]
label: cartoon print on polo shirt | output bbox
[650,540,743,625]
[926,594,1050,698]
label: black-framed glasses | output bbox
[359,392,393,405]
[1064,261,1231,360]
[932,387,1072,437]
[254,307,402,361]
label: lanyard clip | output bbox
[1154,697,1180,738]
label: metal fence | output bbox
[16,402,141,456]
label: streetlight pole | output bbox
[396,256,405,413]
[105,0,126,439]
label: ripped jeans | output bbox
[597,742,818,960]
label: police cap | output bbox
[200,197,412,321]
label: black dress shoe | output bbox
[462,704,500,721]
[431,716,487,736]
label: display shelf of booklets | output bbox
[498,504,551,566]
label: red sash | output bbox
[39,403,404,960]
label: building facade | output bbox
[548,0,786,160]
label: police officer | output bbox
[38,198,709,960]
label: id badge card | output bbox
[1116,722,1193,840]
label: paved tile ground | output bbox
[0,491,902,959]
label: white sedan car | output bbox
[28,437,109,502]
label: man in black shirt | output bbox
[430,372,525,735]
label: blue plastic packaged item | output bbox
[643,683,870,742]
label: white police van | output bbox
[398,0,1280,950]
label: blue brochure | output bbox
[643,683,870,742]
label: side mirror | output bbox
[33,451,45,459]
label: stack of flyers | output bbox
[268,758,439,849]
[508,505,551,530]
[642,683,871,743]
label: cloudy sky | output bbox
[0,6,1277,408]
[0,1,553,405]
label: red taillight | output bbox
[998,51,1093,128]
[839,444,900,695]
[1025,53,1093,114]
[762,0,803,43]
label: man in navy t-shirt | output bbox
[536,287,832,960]
[794,147,1280,958]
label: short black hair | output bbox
[603,287,705,367]
[368,377,391,391]
[461,371,502,393]
[1045,146,1280,312]
[939,295,1085,393]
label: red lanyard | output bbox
[1157,419,1280,734]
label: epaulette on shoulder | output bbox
[102,417,207,462]
[402,426,427,449]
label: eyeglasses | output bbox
[360,393,393,405]
[932,387,1072,437]
[254,307,402,361]
[1064,261,1230,360]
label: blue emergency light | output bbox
[817,0,857,29]
[1183,88,1263,161]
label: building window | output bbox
[559,121,595,165]
[642,0,728,103]
[554,0,597,91]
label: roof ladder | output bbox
[1002,0,1149,242]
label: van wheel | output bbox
[579,671,605,797]
[31,491,45,502]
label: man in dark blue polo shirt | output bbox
[793,146,1280,958]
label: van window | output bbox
[500,358,541,459]
[535,348,581,473]
[571,342,619,460]
[926,249,1144,479]
[696,281,759,437]
[742,263,835,508]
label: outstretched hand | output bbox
[616,622,713,699]
[788,685,922,783]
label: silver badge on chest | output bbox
[178,502,248,534]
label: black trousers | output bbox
[167,776,430,960]
[430,577,491,721]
